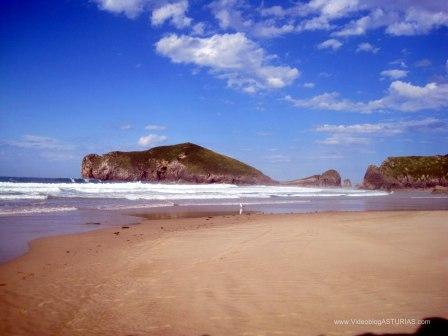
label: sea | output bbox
[1,176,448,262]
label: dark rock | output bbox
[362,165,385,190]
[342,179,352,188]
[121,226,130,229]
[81,142,275,185]
[285,169,342,187]
[432,186,448,194]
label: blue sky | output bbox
[1,0,447,182]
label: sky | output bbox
[0,0,448,183]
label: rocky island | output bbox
[81,142,275,185]
[284,169,342,187]
[362,155,448,190]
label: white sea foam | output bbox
[0,194,48,200]
[0,206,78,216]
[0,181,390,202]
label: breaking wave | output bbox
[0,181,390,201]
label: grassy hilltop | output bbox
[82,142,275,185]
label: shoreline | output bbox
[2,188,448,264]
[2,204,448,265]
[1,210,447,335]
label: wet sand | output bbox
[0,211,447,335]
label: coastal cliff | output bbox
[362,155,448,190]
[285,169,342,187]
[81,142,275,185]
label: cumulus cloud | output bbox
[137,134,167,147]
[356,42,379,53]
[155,33,299,92]
[145,124,166,130]
[151,1,192,28]
[317,38,342,50]
[380,69,408,80]
[303,82,315,88]
[286,81,448,113]
[385,7,448,36]
[315,117,448,145]
[94,0,151,18]
[95,0,448,38]
[333,3,448,37]
[208,0,298,38]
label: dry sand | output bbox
[0,211,447,336]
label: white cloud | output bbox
[7,135,73,150]
[333,8,387,37]
[380,69,408,80]
[317,38,342,50]
[264,154,291,163]
[285,92,365,112]
[356,42,379,53]
[145,124,166,130]
[383,81,448,111]
[414,58,432,67]
[95,0,448,41]
[151,1,192,28]
[121,124,132,130]
[192,22,206,35]
[137,134,167,147]
[386,8,448,36]
[317,135,370,146]
[95,0,448,38]
[6,135,77,161]
[155,33,299,92]
[333,3,448,37]
[209,0,299,38]
[307,0,361,19]
[303,82,315,88]
[390,59,407,68]
[286,81,448,113]
[94,0,150,18]
[315,118,447,145]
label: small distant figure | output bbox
[239,203,243,215]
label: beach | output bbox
[1,210,447,335]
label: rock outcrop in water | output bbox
[285,169,342,187]
[362,155,448,190]
[81,142,275,185]
[342,179,352,188]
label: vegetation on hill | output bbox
[82,143,275,184]
[363,155,448,190]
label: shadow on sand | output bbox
[355,317,448,336]
[200,317,448,336]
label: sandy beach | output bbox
[0,211,447,336]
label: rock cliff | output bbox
[81,142,275,185]
[285,169,342,187]
[362,155,448,190]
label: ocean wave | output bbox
[0,181,389,201]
